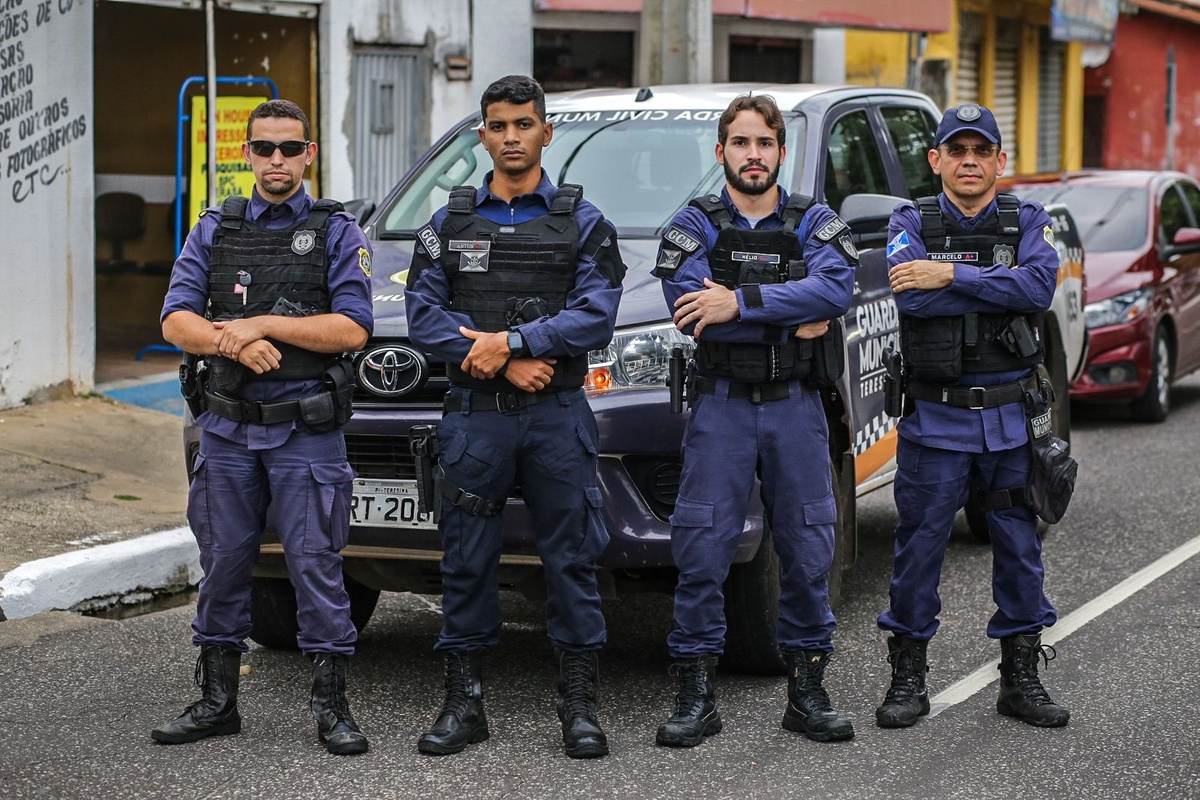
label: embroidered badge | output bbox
[656,248,683,272]
[886,230,910,258]
[1043,224,1055,248]
[292,230,316,255]
[417,225,442,260]
[838,233,859,260]
[664,227,701,253]
[993,244,1016,268]
[358,247,372,277]
[450,240,491,273]
[814,217,848,242]
[732,251,781,264]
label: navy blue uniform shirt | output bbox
[161,185,374,449]
[405,169,623,367]
[656,186,855,344]
[887,194,1058,452]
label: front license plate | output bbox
[350,479,437,530]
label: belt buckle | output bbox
[495,392,521,413]
[968,386,986,410]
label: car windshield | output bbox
[378,110,806,238]
[1012,184,1149,252]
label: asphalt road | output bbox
[2,376,1199,799]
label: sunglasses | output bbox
[940,143,998,159]
[247,139,309,158]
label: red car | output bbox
[1010,171,1200,421]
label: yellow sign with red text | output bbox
[188,96,267,230]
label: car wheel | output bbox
[249,575,381,650]
[721,459,853,676]
[1130,326,1172,423]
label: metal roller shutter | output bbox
[957,11,981,106]
[1038,29,1065,173]
[994,18,1019,164]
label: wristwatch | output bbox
[507,330,526,358]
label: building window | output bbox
[729,36,803,83]
[534,30,634,92]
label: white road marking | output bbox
[927,533,1200,716]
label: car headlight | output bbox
[1083,287,1152,330]
[586,322,695,391]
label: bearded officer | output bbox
[652,93,856,747]
[404,75,626,759]
[875,103,1069,730]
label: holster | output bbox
[1023,366,1078,524]
[179,354,208,419]
[299,356,355,433]
[881,345,906,418]
[410,424,441,523]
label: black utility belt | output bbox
[906,374,1038,409]
[692,375,801,403]
[443,388,572,414]
[205,390,329,425]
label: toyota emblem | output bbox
[358,344,427,397]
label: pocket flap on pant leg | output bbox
[670,496,715,529]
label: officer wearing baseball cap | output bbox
[874,103,1070,731]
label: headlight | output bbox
[585,322,695,391]
[1083,287,1152,329]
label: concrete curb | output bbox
[0,527,201,621]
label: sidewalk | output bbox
[0,383,200,621]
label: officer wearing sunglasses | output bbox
[156,99,374,755]
[875,103,1069,731]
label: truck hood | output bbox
[366,237,670,338]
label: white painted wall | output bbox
[0,0,94,409]
[318,0,533,202]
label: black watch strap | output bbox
[507,330,526,358]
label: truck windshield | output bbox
[378,111,807,238]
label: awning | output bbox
[536,0,952,32]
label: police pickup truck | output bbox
[240,84,1086,674]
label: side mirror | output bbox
[343,198,377,227]
[839,193,905,250]
[1172,226,1200,246]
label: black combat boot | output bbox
[418,651,489,755]
[151,645,242,744]
[781,650,855,742]
[997,634,1070,727]
[876,636,930,728]
[655,655,721,747]
[310,653,369,755]
[555,649,609,759]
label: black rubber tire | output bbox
[248,574,381,650]
[1130,325,1171,423]
[722,459,854,676]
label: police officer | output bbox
[652,94,856,747]
[404,75,625,760]
[876,104,1069,729]
[153,99,373,755]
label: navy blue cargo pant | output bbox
[877,435,1057,641]
[434,387,608,653]
[668,378,838,657]
[187,428,357,654]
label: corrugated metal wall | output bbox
[1038,28,1064,173]
[352,49,427,205]
[993,17,1019,164]
[956,11,981,105]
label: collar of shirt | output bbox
[474,169,555,225]
[719,185,788,230]
[939,193,997,230]
[248,185,311,226]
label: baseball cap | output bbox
[933,103,1001,148]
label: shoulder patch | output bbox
[838,233,859,261]
[417,224,442,260]
[814,216,848,242]
[358,247,372,277]
[1043,224,1055,247]
[664,226,701,253]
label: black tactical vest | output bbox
[206,196,341,382]
[689,193,815,384]
[439,184,586,392]
[899,194,1044,382]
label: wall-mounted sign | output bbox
[188,95,266,229]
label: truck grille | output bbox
[346,434,417,480]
